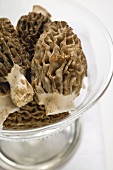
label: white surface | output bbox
[0,0,113,170]
[99,80,113,170]
[62,105,105,170]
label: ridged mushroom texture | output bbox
[31,21,87,115]
[0,18,34,107]
[3,97,69,130]
[16,12,51,60]
[0,31,30,82]
[0,18,15,37]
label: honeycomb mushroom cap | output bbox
[0,18,15,36]
[3,98,69,130]
[16,12,51,60]
[0,32,30,82]
[31,21,87,115]
[31,21,87,96]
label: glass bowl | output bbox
[0,0,112,141]
[0,0,113,169]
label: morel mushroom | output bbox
[31,21,87,115]
[3,98,69,130]
[0,32,34,107]
[0,32,30,82]
[0,18,15,37]
[16,12,51,60]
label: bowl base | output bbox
[0,118,81,170]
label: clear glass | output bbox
[0,0,113,169]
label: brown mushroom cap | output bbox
[3,98,69,130]
[16,12,51,60]
[0,12,87,129]
[0,32,30,82]
[31,21,87,97]
[0,18,15,36]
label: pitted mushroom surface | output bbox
[16,12,51,60]
[3,98,69,130]
[31,21,87,115]
[0,18,15,36]
[0,32,30,82]
[0,5,87,130]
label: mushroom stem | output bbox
[6,64,34,107]
[36,87,76,115]
[0,94,19,130]
[32,5,51,18]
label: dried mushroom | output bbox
[3,98,69,130]
[0,5,88,130]
[0,18,15,37]
[0,32,30,82]
[16,12,51,60]
[31,21,87,115]
[0,32,34,107]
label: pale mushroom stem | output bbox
[36,87,76,115]
[0,94,19,130]
[6,64,34,107]
[32,5,51,18]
